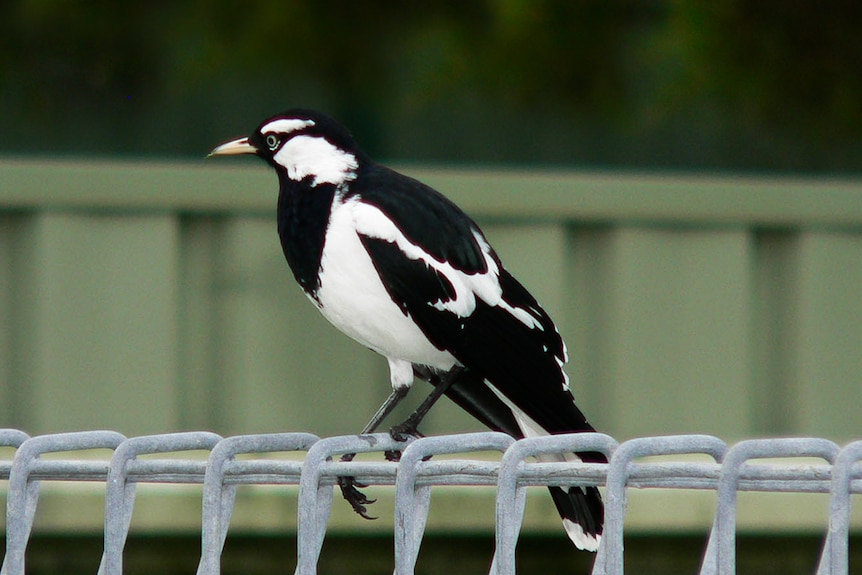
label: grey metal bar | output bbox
[394,432,514,575]
[196,432,318,575]
[294,433,406,575]
[0,430,29,452]
[1,431,126,575]
[701,437,840,575]
[816,440,862,575]
[492,433,618,575]
[98,431,222,575]
[1,431,860,575]
[599,435,727,575]
[0,430,30,482]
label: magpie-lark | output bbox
[209,109,605,551]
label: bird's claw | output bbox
[388,419,424,443]
[336,425,423,516]
[338,475,377,520]
[384,420,426,461]
[384,449,402,462]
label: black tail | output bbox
[416,366,605,551]
[549,484,604,551]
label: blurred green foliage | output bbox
[1,0,860,171]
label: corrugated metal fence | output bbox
[1,429,860,575]
[2,160,862,442]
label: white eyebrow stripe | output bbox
[260,118,316,135]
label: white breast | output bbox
[314,196,458,372]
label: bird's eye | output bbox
[264,134,280,150]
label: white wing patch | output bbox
[350,199,543,331]
[558,342,570,391]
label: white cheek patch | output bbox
[274,135,358,186]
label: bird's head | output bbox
[209,109,362,187]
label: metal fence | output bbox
[1,429,860,575]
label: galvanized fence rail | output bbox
[1,430,860,575]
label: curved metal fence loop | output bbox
[493,432,618,575]
[2,431,126,575]
[1,430,859,575]
[395,432,515,575]
[817,440,862,575]
[196,432,319,575]
[99,431,223,575]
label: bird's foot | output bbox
[388,416,424,443]
[337,453,376,519]
[337,475,377,520]
[384,418,424,461]
[384,449,402,462]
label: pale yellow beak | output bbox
[207,136,258,157]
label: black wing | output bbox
[352,167,596,437]
[349,163,489,274]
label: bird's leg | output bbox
[359,385,411,435]
[338,385,411,519]
[389,366,465,442]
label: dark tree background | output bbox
[1,0,860,172]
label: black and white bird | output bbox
[209,109,605,551]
